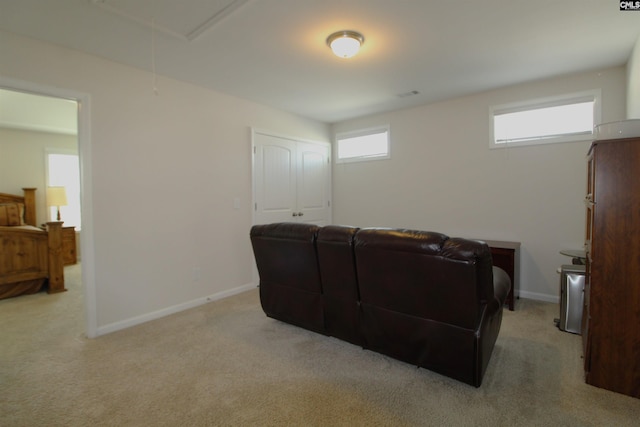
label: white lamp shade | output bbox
[47,186,68,207]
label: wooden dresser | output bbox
[582,137,640,398]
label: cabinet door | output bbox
[584,139,640,398]
[582,152,594,368]
[582,261,590,371]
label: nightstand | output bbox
[62,226,77,265]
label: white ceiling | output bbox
[1,0,639,124]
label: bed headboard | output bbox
[0,188,37,226]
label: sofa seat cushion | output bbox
[360,302,478,385]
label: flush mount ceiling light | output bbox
[326,30,365,58]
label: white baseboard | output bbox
[518,290,559,304]
[94,283,558,336]
[96,282,257,337]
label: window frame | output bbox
[335,125,391,164]
[489,89,601,149]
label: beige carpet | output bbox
[1,264,639,426]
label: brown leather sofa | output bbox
[250,222,511,387]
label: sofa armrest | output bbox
[492,266,511,306]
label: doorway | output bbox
[0,78,96,338]
[252,128,332,226]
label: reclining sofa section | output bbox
[250,222,511,387]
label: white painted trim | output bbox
[0,77,97,339]
[0,122,77,136]
[95,282,257,336]
[250,126,333,226]
[77,93,97,338]
[90,0,251,42]
[250,127,258,286]
[251,127,331,152]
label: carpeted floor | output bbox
[1,264,639,426]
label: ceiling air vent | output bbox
[397,90,420,98]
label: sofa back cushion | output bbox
[250,222,324,332]
[317,225,360,301]
[354,228,494,330]
[250,222,322,293]
[317,225,363,345]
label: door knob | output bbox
[298,212,304,216]
[292,213,298,217]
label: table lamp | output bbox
[47,186,68,221]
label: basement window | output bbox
[490,90,600,148]
[336,126,390,163]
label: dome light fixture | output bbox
[326,30,365,58]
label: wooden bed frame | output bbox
[0,188,66,300]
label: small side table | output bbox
[61,226,77,265]
[484,240,521,311]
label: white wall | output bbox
[0,128,78,225]
[627,34,640,118]
[1,28,629,330]
[332,67,626,302]
[0,30,330,335]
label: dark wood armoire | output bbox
[582,137,640,398]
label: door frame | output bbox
[250,127,332,226]
[0,76,98,338]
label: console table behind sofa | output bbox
[483,240,520,311]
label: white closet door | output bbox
[253,133,297,224]
[253,130,331,226]
[296,141,330,225]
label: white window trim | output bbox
[335,125,391,164]
[489,89,601,149]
